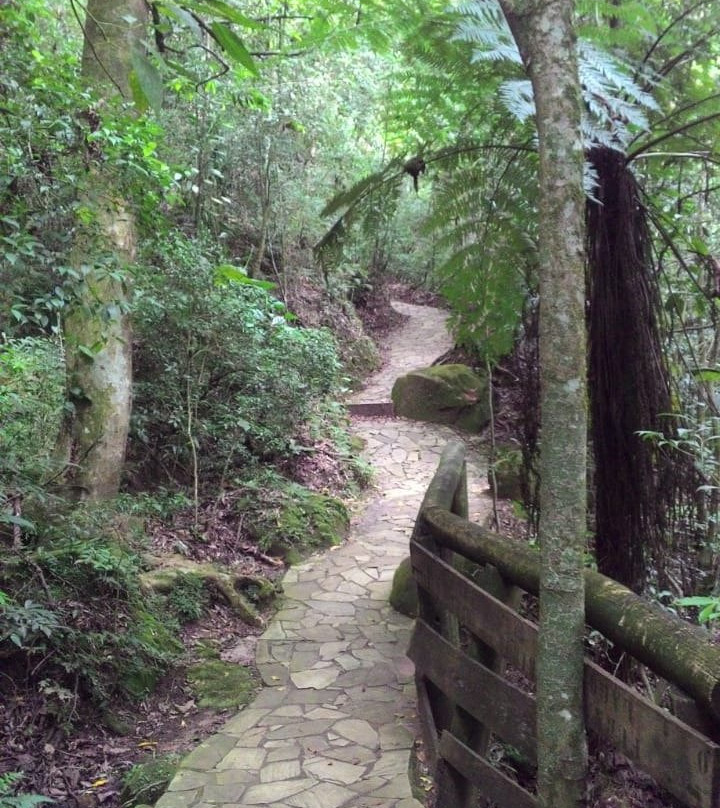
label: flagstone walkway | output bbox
[155,301,489,808]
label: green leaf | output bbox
[77,344,97,359]
[210,22,259,75]
[213,264,275,290]
[675,595,717,607]
[690,235,710,256]
[158,2,202,38]
[320,160,402,218]
[699,603,719,623]
[129,47,164,111]
[189,0,263,28]
[0,513,36,531]
[692,368,720,383]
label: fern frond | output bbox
[451,0,522,64]
[499,80,534,123]
[320,159,403,218]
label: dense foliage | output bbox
[1,0,720,802]
[131,233,341,485]
[0,1,385,782]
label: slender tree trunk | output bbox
[63,0,146,499]
[500,2,588,806]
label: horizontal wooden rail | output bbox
[410,539,720,808]
[410,439,720,808]
[422,504,720,718]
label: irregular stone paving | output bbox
[351,301,454,406]
[156,301,489,808]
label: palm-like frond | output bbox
[452,0,522,64]
[453,0,660,150]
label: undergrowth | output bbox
[240,475,349,561]
[0,502,184,717]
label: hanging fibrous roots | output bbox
[587,146,678,593]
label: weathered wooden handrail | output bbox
[423,505,720,718]
[410,439,720,808]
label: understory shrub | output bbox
[0,502,183,713]
[130,233,342,488]
[0,338,65,535]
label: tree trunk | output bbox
[499,1,588,806]
[63,0,146,499]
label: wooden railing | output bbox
[409,439,720,808]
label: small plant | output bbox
[675,594,720,624]
[0,596,62,649]
[0,773,52,808]
[121,756,179,807]
[166,574,207,623]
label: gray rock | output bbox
[391,364,490,432]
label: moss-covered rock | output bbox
[391,364,490,432]
[187,659,259,709]
[121,755,180,807]
[241,484,349,561]
[389,556,418,617]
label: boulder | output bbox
[391,364,490,432]
[389,556,418,617]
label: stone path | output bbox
[156,301,489,808]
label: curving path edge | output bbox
[155,301,489,808]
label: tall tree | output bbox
[499,1,588,806]
[63,0,146,499]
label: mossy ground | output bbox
[186,659,260,709]
[121,755,181,807]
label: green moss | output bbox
[391,364,490,432]
[102,710,133,736]
[121,755,180,807]
[241,479,349,560]
[283,547,302,566]
[389,557,418,617]
[236,575,278,605]
[273,491,348,553]
[120,607,183,699]
[187,660,259,709]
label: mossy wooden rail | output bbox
[409,439,720,808]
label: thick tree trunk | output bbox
[63,0,146,499]
[499,1,587,805]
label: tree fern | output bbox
[452,1,522,65]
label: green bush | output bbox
[0,503,183,708]
[0,337,65,488]
[130,232,342,487]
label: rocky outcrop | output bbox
[391,363,490,432]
